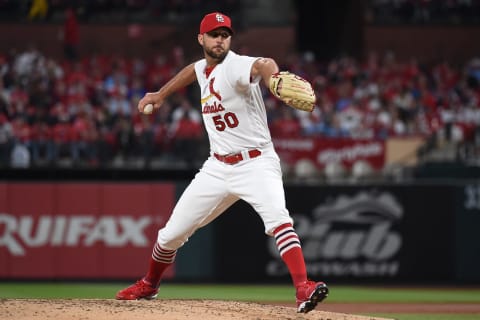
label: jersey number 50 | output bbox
[212,112,239,131]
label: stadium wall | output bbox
[1,24,480,64]
[1,180,479,283]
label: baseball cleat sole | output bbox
[297,283,329,313]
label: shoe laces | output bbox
[132,279,153,291]
[296,280,317,298]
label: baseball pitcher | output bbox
[116,12,328,313]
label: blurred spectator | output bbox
[51,113,73,164]
[13,45,44,86]
[10,143,30,168]
[270,108,302,138]
[104,57,129,95]
[0,113,13,167]
[134,114,155,167]
[71,111,98,166]
[104,59,131,118]
[466,58,480,89]
[11,116,32,148]
[9,115,32,168]
[147,54,175,91]
[367,0,480,24]
[171,97,201,124]
[337,105,364,137]
[128,76,147,106]
[170,98,203,166]
[62,8,79,61]
[1,44,479,169]
[0,77,9,114]
[171,111,203,166]
[28,0,48,21]
[106,88,131,119]
[30,120,54,165]
[93,107,116,166]
[153,101,173,158]
[114,116,135,163]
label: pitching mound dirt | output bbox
[1,299,392,320]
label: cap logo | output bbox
[215,14,224,22]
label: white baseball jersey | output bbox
[194,50,271,155]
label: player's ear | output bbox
[197,34,204,46]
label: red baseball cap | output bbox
[199,12,233,34]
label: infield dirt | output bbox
[1,299,393,320]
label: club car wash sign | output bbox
[264,185,456,282]
[0,182,175,279]
[267,190,403,279]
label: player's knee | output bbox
[157,229,189,251]
[264,216,294,236]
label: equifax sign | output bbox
[0,182,175,279]
[0,214,152,256]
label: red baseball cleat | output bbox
[115,279,158,300]
[296,280,329,313]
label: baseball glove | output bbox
[269,71,316,112]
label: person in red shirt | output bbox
[270,108,302,138]
[70,112,99,166]
[11,116,32,146]
[30,121,54,165]
[133,115,155,168]
[63,8,79,61]
[0,114,13,167]
[9,116,32,167]
[171,110,204,166]
[51,115,73,164]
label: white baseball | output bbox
[143,103,154,114]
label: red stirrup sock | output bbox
[273,223,308,287]
[144,243,177,288]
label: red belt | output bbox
[214,149,262,165]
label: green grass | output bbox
[325,286,480,303]
[2,283,479,303]
[372,315,480,320]
[1,283,479,320]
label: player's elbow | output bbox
[262,58,279,75]
[255,57,279,85]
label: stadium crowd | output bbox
[3,1,479,24]
[366,0,480,24]
[1,45,479,169]
[0,0,242,23]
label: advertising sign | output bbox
[214,185,455,283]
[273,137,386,169]
[0,182,175,279]
[455,183,480,282]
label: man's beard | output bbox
[205,46,228,62]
